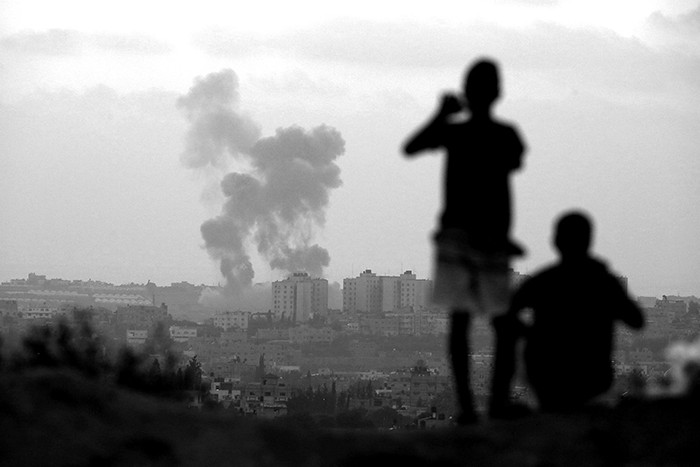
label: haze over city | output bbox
[1,0,699,300]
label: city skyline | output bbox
[1,1,699,299]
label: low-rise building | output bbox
[289,325,335,344]
[213,310,249,330]
[126,329,148,347]
[0,300,19,317]
[170,326,197,343]
[241,374,289,418]
[20,304,59,320]
[115,303,170,330]
[209,379,241,403]
[388,369,450,407]
[255,328,290,341]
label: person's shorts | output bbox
[431,229,511,316]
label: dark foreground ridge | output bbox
[2,368,699,467]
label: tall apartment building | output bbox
[343,270,433,314]
[271,272,328,323]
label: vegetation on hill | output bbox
[2,366,700,466]
[1,311,204,399]
[4,310,700,465]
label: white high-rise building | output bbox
[343,270,432,313]
[272,272,328,323]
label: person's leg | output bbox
[524,346,562,412]
[489,313,523,415]
[449,311,477,424]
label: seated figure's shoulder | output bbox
[588,259,619,282]
[518,265,558,293]
[532,266,561,287]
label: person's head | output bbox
[553,211,593,260]
[463,59,500,113]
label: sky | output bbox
[0,0,699,299]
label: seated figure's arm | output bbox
[493,281,532,337]
[610,278,645,330]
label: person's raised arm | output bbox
[403,93,462,156]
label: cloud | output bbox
[0,29,81,55]
[91,33,172,54]
[194,18,700,98]
[0,29,171,56]
[503,0,558,4]
[647,4,700,53]
[648,5,700,35]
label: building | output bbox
[146,281,206,317]
[0,300,19,318]
[209,379,241,403]
[21,304,59,320]
[656,296,687,316]
[126,329,148,347]
[343,270,382,314]
[289,325,335,344]
[213,310,249,330]
[0,273,156,311]
[388,369,451,408]
[241,374,289,417]
[255,328,290,341]
[272,272,328,323]
[359,314,399,336]
[343,270,432,314]
[114,303,170,330]
[169,326,197,343]
[93,293,151,309]
[397,271,432,311]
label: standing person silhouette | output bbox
[403,59,526,424]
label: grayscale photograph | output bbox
[0,1,699,465]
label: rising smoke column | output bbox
[178,69,261,169]
[179,69,345,297]
[248,125,343,277]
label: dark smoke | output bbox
[177,69,260,169]
[179,69,345,302]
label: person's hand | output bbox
[438,93,463,116]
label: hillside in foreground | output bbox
[1,368,699,466]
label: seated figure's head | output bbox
[463,59,500,112]
[554,211,593,260]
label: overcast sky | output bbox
[1,0,698,298]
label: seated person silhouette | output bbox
[490,211,644,415]
[403,59,526,424]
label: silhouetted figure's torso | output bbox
[439,119,523,251]
[512,256,644,410]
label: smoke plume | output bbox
[179,69,345,301]
[178,69,260,169]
